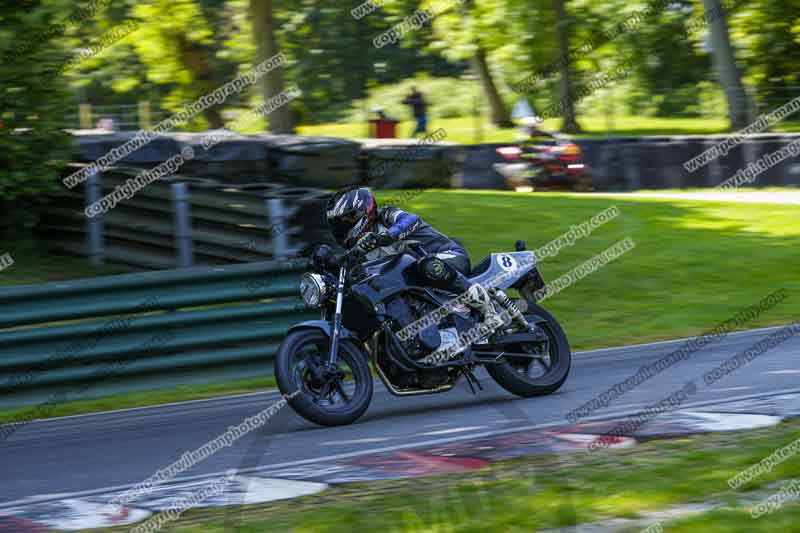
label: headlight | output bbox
[300,273,328,307]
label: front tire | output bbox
[486,302,571,397]
[276,328,373,426]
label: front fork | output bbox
[327,266,347,368]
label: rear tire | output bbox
[276,329,373,426]
[486,302,571,397]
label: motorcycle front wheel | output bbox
[485,302,571,397]
[275,329,373,426]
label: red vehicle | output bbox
[494,124,591,192]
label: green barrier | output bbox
[0,258,316,408]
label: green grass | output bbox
[295,116,800,143]
[662,506,800,533]
[0,246,129,286]
[295,115,751,143]
[91,418,800,532]
[0,376,277,425]
[3,191,797,423]
[584,187,799,194]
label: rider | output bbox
[324,186,496,318]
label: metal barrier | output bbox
[0,258,315,409]
[40,167,332,270]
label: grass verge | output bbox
[0,247,129,286]
[296,116,800,143]
[91,418,800,532]
[0,376,277,426]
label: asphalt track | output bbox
[2,324,799,508]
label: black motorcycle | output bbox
[275,239,571,426]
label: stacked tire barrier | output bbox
[71,131,800,194]
[73,132,364,188]
[0,259,315,409]
[41,166,333,270]
[364,142,456,189]
[568,133,800,191]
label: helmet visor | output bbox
[329,211,361,246]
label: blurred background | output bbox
[1,3,800,533]
[3,0,800,140]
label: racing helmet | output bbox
[325,187,378,248]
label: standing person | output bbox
[402,86,428,137]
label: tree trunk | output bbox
[250,0,294,134]
[702,0,750,129]
[460,0,511,128]
[553,0,581,133]
[178,38,225,129]
[471,48,512,128]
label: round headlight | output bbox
[300,273,327,307]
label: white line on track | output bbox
[571,324,789,358]
[421,426,486,436]
[708,386,754,393]
[3,385,800,510]
[319,437,392,446]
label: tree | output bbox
[0,2,73,202]
[471,48,512,127]
[130,0,228,130]
[250,0,294,133]
[427,0,512,127]
[552,0,581,132]
[276,0,461,124]
[730,0,800,114]
[702,0,750,128]
[599,0,711,118]
[461,0,511,127]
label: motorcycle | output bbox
[493,128,591,192]
[275,239,571,426]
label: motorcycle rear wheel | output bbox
[276,329,373,426]
[485,302,571,397]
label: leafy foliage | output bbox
[730,0,800,111]
[2,0,799,200]
[0,1,74,201]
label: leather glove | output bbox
[355,232,395,255]
[355,233,379,254]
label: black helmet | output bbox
[326,187,377,248]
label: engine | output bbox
[385,296,455,358]
[381,295,464,389]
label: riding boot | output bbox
[450,274,494,321]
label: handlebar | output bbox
[329,238,428,271]
[341,246,364,266]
